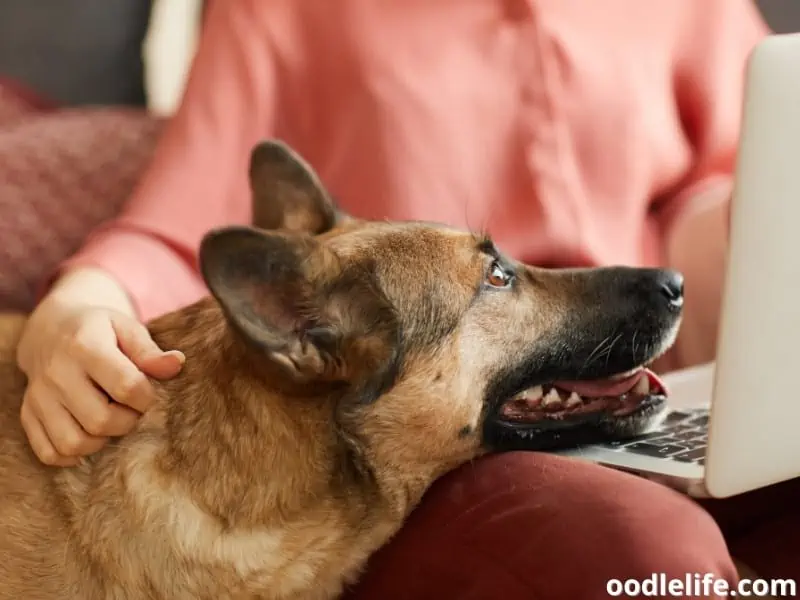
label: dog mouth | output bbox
[484,366,669,451]
[498,367,666,424]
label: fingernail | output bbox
[165,350,186,364]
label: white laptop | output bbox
[554,32,800,499]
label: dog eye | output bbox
[486,262,513,288]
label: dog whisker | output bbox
[603,333,623,368]
[580,335,613,374]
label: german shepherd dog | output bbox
[0,141,682,599]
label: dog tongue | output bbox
[553,369,663,398]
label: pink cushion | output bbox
[0,78,53,124]
[0,83,163,310]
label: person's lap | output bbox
[344,452,762,600]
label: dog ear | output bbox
[199,226,400,390]
[248,140,351,234]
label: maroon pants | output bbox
[345,453,799,599]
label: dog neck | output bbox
[139,298,383,526]
[143,299,450,519]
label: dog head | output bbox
[199,141,682,469]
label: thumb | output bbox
[111,315,185,380]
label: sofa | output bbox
[0,0,204,310]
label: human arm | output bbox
[17,0,281,464]
[60,0,280,321]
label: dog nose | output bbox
[657,270,684,309]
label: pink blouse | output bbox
[63,0,768,364]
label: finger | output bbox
[50,364,141,437]
[137,350,185,380]
[27,383,107,458]
[20,399,79,467]
[111,316,170,365]
[72,338,157,414]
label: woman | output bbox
[16,1,796,597]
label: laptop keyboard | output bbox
[595,408,709,465]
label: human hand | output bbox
[17,275,185,466]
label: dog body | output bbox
[0,306,408,599]
[0,141,682,599]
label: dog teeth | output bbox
[565,392,582,407]
[633,375,651,395]
[526,385,543,401]
[514,385,543,402]
[542,388,562,406]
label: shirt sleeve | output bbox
[61,0,279,321]
[657,0,769,236]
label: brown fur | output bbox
[0,141,681,599]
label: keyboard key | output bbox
[673,430,704,441]
[655,437,704,454]
[663,423,701,435]
[689,415,709,427]
[625,443,687,458]
[680,440,707,453]
[649,436,682,445]
[672,448,706,463]
[663,411,693,424]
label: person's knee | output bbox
[345,452,737,599]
